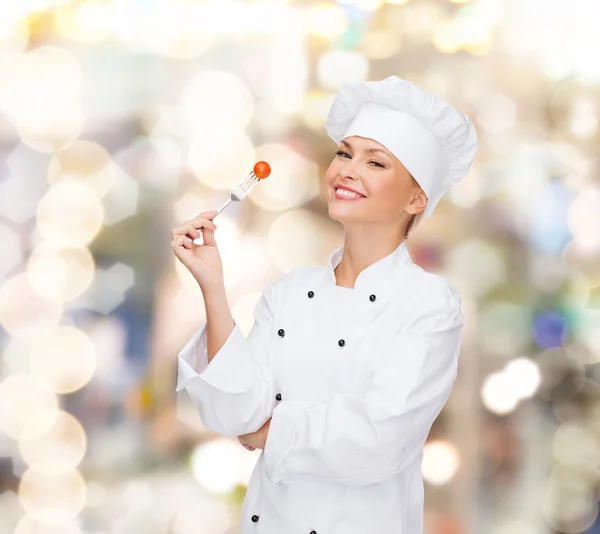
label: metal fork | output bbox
[214,168,262,216]
[192,168,262,245]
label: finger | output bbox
[186,217,217,233]
[200,224,217,247]
[179,235,193,249]
[172,224,202,239]
[188,213,217,228]
[172,226,191,239]
[197,210,218,220]
[184,223,201,239]
[173,215,214,236]
[173,234,192,250]
[186,217,217,247]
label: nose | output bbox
[340,159,361,181]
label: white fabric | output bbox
[325,75,478,218]
[176,240,464,534]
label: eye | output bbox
[336,150,385,168]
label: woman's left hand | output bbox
[238,417,272,450]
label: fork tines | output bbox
[241,171,260,192]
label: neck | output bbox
[334,229,405,286]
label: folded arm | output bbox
[262,280,464,487]
[176,282,279,437]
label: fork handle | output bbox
[192,198,231,245]
[215,198,232,216]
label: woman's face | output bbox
[325,135,427,226]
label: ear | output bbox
[406,189,428,215]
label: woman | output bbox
[172,76,477,534]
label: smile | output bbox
[334,188,366,200]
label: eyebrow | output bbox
[341,139,391,158]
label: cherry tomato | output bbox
[253,161,271,179]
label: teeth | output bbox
[336,188,363,198]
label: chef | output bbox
[173,75,478,533]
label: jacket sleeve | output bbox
[175,282,278,437]
[262,279,464,487]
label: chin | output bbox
[328,205,368,224]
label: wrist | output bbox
[198,277,226,296]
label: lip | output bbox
[333,184,366,198]
[334,189,366,201]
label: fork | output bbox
[192,166,263,245]
[215,168,262,216]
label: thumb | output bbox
[201,212,218,247]
[201,226,217,247]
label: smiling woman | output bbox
[174,75,477,534]
[326,134,429,243]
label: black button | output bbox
[308,290,314,298]
[338,339,345,347]
[369,294,376,302]
[278,329,285,337]
[310,531,317,534]
[251,515,259,522]
[276,393,282,401]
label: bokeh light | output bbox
[18,464,87,524]
[251,143,319,211]
[0,374,59,439]
[317,49,369,90]
[27,242,95,303]
[190,438,249,494]
[422,440,460,486]
[47,140,116,198]
[15,515,82,534]
[36,182,104,247]
[481,370,519,415]
[19,410,87,472]
[29,326,96,393]
[0,273,63,338]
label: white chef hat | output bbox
[325,75,478,219]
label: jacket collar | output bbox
[326,240,412,294]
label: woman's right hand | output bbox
[171,210,224,288]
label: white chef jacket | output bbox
[176,240,464,534]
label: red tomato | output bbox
[253,161,271,179]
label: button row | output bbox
[252,288,377,531]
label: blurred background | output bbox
[0,0,599,533]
